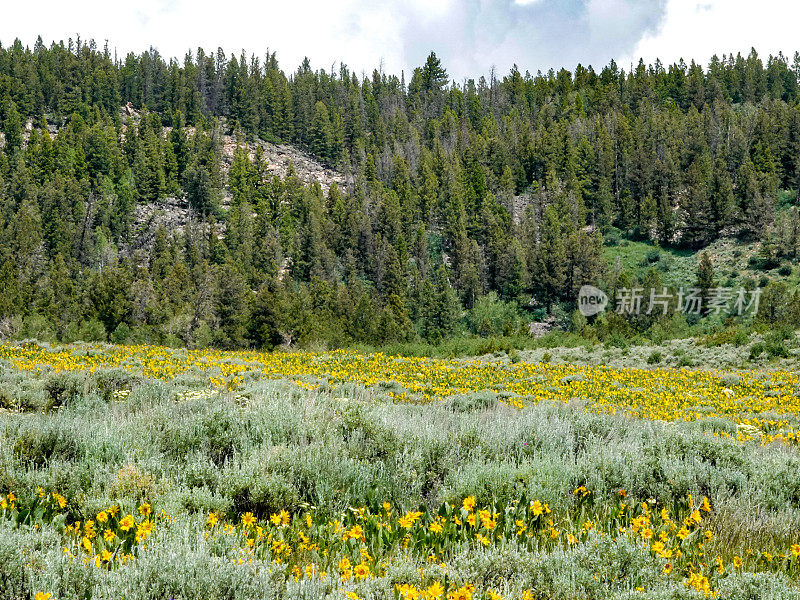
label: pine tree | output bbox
[420,52,449,93]
[695,251,714,311]
[229,145,257,206]
[0,260,19,318]
[12,197,43,280]
[655,192,675,246]
[1,96,23,154]
[681,155,712,247]
[133,120,166,202]
[565,229,604,299]
[708,158,734,235]
[310,101,331,161]
[421,264,461,342]
[185,143,222,216]
[380,242,407,300]
[377,293,414,343]
[329,109,345,165]
[4,38,800,348]
[214,260,252,348]
[249,283,283,349]
[532,206,567,304]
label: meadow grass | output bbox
[1,342,800,599]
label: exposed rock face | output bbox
[119,101,348,197]
[21,105,348,259]
[123,102,138,118]
[511,194,533,225]
[0,118,58,147]
[124,131,349,257]
[220,135,349,197]
[130,196,196,248]
[528,321,553,338]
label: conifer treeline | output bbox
[1,37,800,347]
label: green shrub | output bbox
[646,350,663,364]
[702,327,750,348]
[766,328,793,342]
[605,333,630,349]
[761,334,791,359]
[110,322,132,344]
[489,533,663,598]
[0,526,26,596]
[158,403,247,466]
[91,531,280,600]
[224,462,301,517]
[604,228,622,246]
[466,292,523,337]
[476,337,515,356]
[731,328,749,347]
[19,314,56,342]
[43,371,91,411]
[108,464,157,500]
[767,343,790,359]
[77,318,108,342]
[447,391,500,412]
[0,383,45,412]
[570,309,587,334]
[12,422,81,466]
[720,373,740,387]
[94,367,143,401]
[715,571,800,599]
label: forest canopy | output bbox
[1,37,800,349]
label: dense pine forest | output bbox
[1,36,800,350]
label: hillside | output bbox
[115,102,349,256]
[1,39,800,351]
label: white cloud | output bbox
[4,0,796,81]
[586,0,652,43]
[0,0,409,76]
[623,0,800,67]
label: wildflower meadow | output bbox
[2,341,800,599]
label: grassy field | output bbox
[2,342,800,599]
[603,237,798,290]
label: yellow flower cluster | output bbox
[1,488,65,520]
[196,489,800,597]
[62,503,159,568]
[397,582,475,600]
[0,491,16,511]
[3,344,800,443]
[8,343,800,597]
[7,485,800,598]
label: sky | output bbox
[2,0,800,81]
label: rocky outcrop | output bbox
[24,105,349,258]
[220,135,349,197]
[119,101,348,197]
[131,196,195,245]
